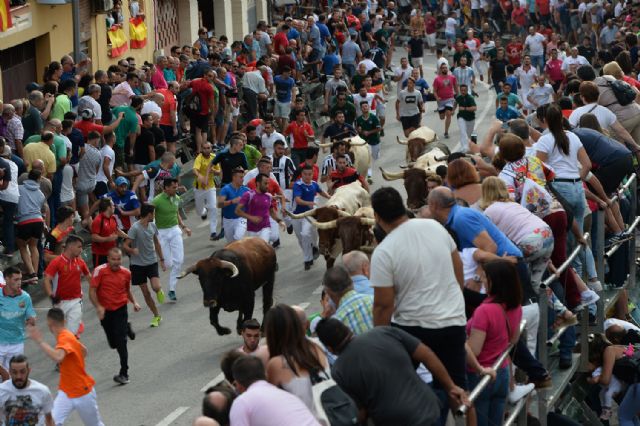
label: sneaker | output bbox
[215,228,225,240]
[287,225,293,235]
[113,374,130,385]
[272,239,281,249]
[201,213,207,220]
[127,322,136,340]
[156,289,166,304]
[444,133,449,139]
[588,280,603,292]
[367,176,373,184]
[312,246,320,260]
[210,232,217,241]
[304,261,313,271]
[508,383,535,404]
[580,289,600,305]
[168,290,177,302]
[150,315,162,327]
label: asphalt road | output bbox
[22,54,498,426]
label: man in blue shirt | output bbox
[322,44,341,76]
[0,266,36,380]
[217,168,249,243]
[307,16,323,77]
[496,96,524,122]
[342,250,374,295]
[291,165,329,270]
[273,67,297,131]
[101,177,141,232]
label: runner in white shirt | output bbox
[524,27,547,72]
[515,55,538,112]
[392,58,413,97]
[561,47,589,73]
[260,122,287,157]
[527,76,555,109]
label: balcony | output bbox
[0,1,32,38]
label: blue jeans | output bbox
[549,279,577,361]
[0,199,16,254]
[11,154,25,176]
[552,181,596,280]
[619,384,640,426]
[468,366,510,426]
[445,32,456,43]
[49,168,63,227]
[531,55,545,73]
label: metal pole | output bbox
[595,209,606,332]
[71,0,81,63]
[628,177,637,290]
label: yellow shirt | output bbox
[193,153,219,190]
[23,142,57,175]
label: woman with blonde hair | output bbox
[597,61,640,144]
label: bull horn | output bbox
[360,217,376,226]
[396,136,408,145]
[307,216,338,229]
[380,167,405,181]
[314,140,332,148]
[407,162,416,168]
[178,263,198,279]
[285,209,316,219]
[348,138,366,146]
[337,210,352,217]
[218,260,239,278]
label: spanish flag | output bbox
[0,0,12,32]
[108,26,128,57]
[129,16,147,49]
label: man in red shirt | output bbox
[424,12,438,54]
[506,36,524,67]
[157,82,179,152]
[90,247,141,385]
[535,0,551,26]
[328,154,368,194]
[91,198,127,267]
[284,109,315,170]
[188,69,218,154]
[273,24,290,55]
[511,1,527,34]
[73,108,123,140]
[544,47,565,92]
[43,235,91,336]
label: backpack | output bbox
[310,369,359,426]
[503,159,554,218]
[183,90,201,115]
[606,79,637,107]
[612,344,640,383]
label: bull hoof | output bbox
[216,327,232,335]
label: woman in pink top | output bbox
[466,260,522,426]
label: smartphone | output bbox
[470,133,478,144]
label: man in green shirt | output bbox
[330,92,357,126]
[113,96,143,169]
[242,139,262,170]
[453,84,477,153]
[49,80,76,121]
[152,177,191,302]
[452,42,474,70]
[355,102,381,184]
[494,83,523,109]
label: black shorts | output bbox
[93,254,108,267]
[593,155,634,195]
[160,124,177,143]
[400,113,422,130]
[16,221,44,241]
[190,113,209,131]
[130,263,160,285]
[94,181,109,198]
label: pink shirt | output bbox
[151,68,168,90]
[110,81,135,107]
[433,74,457,100]
[229,380,320,426]
[466,299,522,368]
[240,190,272,232]
[545,59,564,82]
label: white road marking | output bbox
[200,372,225,392]
[155,406,190,426]
[312,285,323,295]
[298,302,310,310]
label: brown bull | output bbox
[397,126,438,162]
[178,237,276,335]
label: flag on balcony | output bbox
[0,0,13,32]
[108,26,128,57]
[129,16,147,49]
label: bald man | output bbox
[342,250,373,295]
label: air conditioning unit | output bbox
[92,0,113,14]
[37,0,70,5]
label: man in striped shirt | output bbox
[321,266,373,336]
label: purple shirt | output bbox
[229,380,320,426]
[240,190,272,232]
[151,68,168,90]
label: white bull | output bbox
[318,136,371,177]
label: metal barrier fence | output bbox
[455,173,638,426]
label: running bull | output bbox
[178,237,276,335]
[396,126,438,163]
[287,182,372,268]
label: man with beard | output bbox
[0,355,54,425]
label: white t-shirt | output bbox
[394,65,413,96]
[445,17,458,34]
[357,59,377,73]
[525,33,546,57]
[516,65,538,92]
[60,164,75,203]
[370,219,466,329]
[561,55,589,72]
[261,131,287,157]
[528,84,555,107]
[141,101,163,119]
[352,93,377,117]
[604,318,640,332]
[0,379,53,426]
[568,103,617,129]
[0,160,19,204]
[534,130,583,178]
[97,145,115,184]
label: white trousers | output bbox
[268,218,280,243]
[55,298,83,336]
[223,217,247,243]
[0,343,24,371]
[157,225,184,292]
[522,303,540,356]
[457,117,475,153]
[248,227,271,243]
[53,388,104,426]
[292,218,318,262]
[195,188,218,234]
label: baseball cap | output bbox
[115,176,130,187]
[80,108,95,120]
[25,82,42,93]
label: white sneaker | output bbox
[580,289,600,305]
[588,280,603,292]
[508,383,535,404]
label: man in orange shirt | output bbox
[91,198,128,267]
[27,308,104,425]
[157,82,179,153]
[284,109,315,169]
[90,247,140,385]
